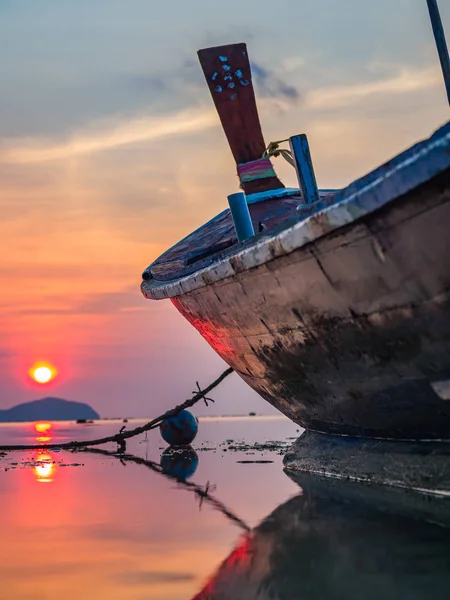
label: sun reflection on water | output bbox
[35,422,51,434]
[34,452,55,483]
[34,421,53,444]
[32,423,56,482]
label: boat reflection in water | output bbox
[193,474,450,600]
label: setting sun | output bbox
[29,363,57,384]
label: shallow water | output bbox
[1,416,450,600]
[0,416,300,599]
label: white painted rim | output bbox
[142,123,450,300]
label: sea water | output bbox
[0,416,299,599]
[1,416,450,600]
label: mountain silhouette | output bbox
[0,397,100,422]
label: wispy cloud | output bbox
[115,570,194,584]
[1,65,443,167]
[0,107,218,164]
[306,66,442,109]
[251,60,300,101]
[280,56,306,73]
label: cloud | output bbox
[251,61,300,101]
[122,73,169,94]
[0,63,442,170]
[121,59,202,96]
[305,66,442,109]
[1,562,96,580]
[75,288,146,315]
[0,289,146,317]
[0,107,218,164]
[0,346,14,360]
[0,55,302,166]
[115,570,194,584]
[280,56,306,73]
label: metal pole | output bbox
[227,192,255,242]
[426,0,450,105]
[289,135,319,205]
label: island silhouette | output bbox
[0,397,100,422]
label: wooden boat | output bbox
[141,39,450,441]
[191,474,450,600]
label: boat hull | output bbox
[172,169,450,440]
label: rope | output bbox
[263,139,295,168]
[237,157,276,182]
[0,367,250,532]
[0,367,234,451]
[85,447,250,532]
[236,139,295,185]
[237,140,295,183]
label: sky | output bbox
[0,0,449,418]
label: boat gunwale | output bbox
[141,121,450,301]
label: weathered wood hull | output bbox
[171,169,450,440]
[142,121,450,440]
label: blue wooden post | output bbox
[228,192,255,242]
[289,134,319,205]
[426,0,450,106]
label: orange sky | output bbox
[0,0,449,417]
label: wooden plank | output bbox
[198,43,284,195]
[149,195,303,281]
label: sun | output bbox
[29,363,57,384]
[34,367,52,383]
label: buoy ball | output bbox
[159,410,198,446]
[160,447,199,480]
